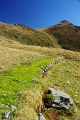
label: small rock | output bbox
[3,94,7,97]
[75,91,78,94]
[55,59,62,64]
[66,81,71,84]
[75,95,77,96]
[4,112,10,119]
[39,113,46,120]
[11,105,16,112]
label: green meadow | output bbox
[0,56,57,119]
[0,55,80,120]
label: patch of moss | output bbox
[43,94,54,107]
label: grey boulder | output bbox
[48,88,74,109]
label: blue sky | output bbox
[0,0,80,28]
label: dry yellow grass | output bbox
[0,22,34,35]
[14,89,43,120]
[0,36,45,72]
[13,107,38,120]
[0,36,80,72]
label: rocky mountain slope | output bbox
[40,20,80,52]
[42,20,80,51]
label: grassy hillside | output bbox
[40,20,80,52]
[0,21,80,120]
[0,22,56,47]
[0,53,80,120]
[1,21,80,52]
[0,35,80,72]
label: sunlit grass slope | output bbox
[0,22,56,47]
[0,28,80,119]
[0,36,80,72]
[0,56,57,119]
[0,56,80,120]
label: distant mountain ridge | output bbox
[0,20,80,52]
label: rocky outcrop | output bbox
[39,88,74,120]
[44,88,74,110]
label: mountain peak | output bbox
[60,20,71,23]
[58,20,73,26]
[40,20,80,52]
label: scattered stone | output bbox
[3,94,7,97]
[6,104,16,112]
[38,113,46,120]
[66,80,71,84]
[11,105,16,112]
[55,59,63,64]
[75,94,77,96]
[4,112,10,119]
[41,59,64,78]
[75,91,78,94]
[2,104,16,120]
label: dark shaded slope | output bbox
[41,20,80,52]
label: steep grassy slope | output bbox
[0,22,55,47]
[40,20,80,52]
[0,36,80,72]
[0,21,80,120]
[0,35,80,119]
[1,21,80,52]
